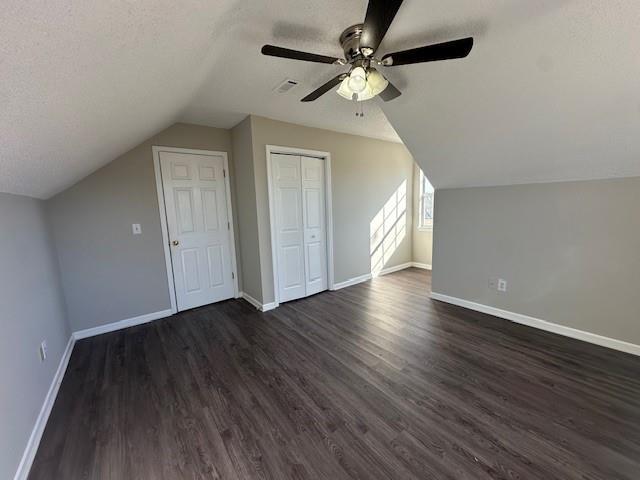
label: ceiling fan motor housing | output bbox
[339,24,367,63]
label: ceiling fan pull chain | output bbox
[352,94,365,118]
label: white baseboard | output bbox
[73,309,174,340]
[14,335,75,480]
[262,302,277,312]
[375,262,413,277]
[410,262,432,270]
[430,292,640,357]
[240,291,261,309]
[240,292,277,312]
[332,273,373,290]
[332,261,430,291]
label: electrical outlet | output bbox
[39,341,47,362]
[132,223,142,235]
[488,277,498,290]
[497,278,508,292]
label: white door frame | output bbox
[152,146,240,314]
[266,145,335,308]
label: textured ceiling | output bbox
[2,1,640,198]
[0,0,396,199]
[380,0,640,188]
[1,1,237,198]
[180,0,398,143]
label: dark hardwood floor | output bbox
[30,268,640,479]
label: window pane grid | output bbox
[418,169,434,229]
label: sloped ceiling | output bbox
[380,0,640,188]
[1,1,236,198]
[0,0,395,199]
[2,1,640,198]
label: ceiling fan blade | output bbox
[301,74,348,102]
[261,45,340,64]
[382,37,473,66]
[379,79,401,102]
[361,0,404,54]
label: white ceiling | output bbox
[0,0,396,199]
[181,0,399,143]
[2,1,640,198]
[380,0,640,188]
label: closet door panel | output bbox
[301,156,328,296]
[272,154,306,302]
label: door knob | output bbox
[172,240,179,246]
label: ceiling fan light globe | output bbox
[336,77,375,102]
[348,77,367,93]
[347,66,367,93]
[356,87,375,102]
[336,68,385,102]
[367,68,389,96]
[336,77,354,100]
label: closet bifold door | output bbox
[272,154,306,302]
[301,156,328,296]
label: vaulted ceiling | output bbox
[381,0,640,188]
[2,1,640,198]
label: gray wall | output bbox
[46,116,423,328]
[0,193,70,480]
[412,163,433,267]
[47,123,236,332]
[231,117,262,301]
[432,176,640,345]
[248,115,415,304]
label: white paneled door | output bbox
[160,151,235,311]
[301,156,328,296]
[272,153,328,303]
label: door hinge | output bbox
[231,272,235,279]
[223,169,226,178]
[227,221,230,230]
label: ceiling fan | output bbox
[261,0,473,103]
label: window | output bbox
[418,169,434,230]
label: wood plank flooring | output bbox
[29,268,640,479]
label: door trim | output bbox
[152,146,239,314]
[266,145,335,308]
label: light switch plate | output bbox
[132,223,142,235]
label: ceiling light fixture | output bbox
[336,66,389,102]
[262,0,475,104]
[347,66,367,93]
